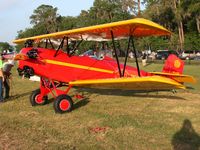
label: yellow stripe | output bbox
[45,59,114,74]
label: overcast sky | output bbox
[0,0,94,44]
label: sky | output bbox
[0,0,94,44]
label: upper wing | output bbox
[69,76,185,91]
[13,18,171,44]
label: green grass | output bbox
[0,63,200,149]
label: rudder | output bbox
[162,54,184,74]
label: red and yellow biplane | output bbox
[13,18,196,113]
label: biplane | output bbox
[13,18,196,113]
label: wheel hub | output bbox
[59,100,70,111]
[35,95,44,104]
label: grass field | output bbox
[0,62,200,150]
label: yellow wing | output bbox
[150,72,197,83]
[13,18,171,44]
[69,76,185,90]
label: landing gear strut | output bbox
[30,77,74,113]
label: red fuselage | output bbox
[18,47,150,82]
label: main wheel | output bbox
[30,89,48,106]
[53,94,73,113]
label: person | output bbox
[0,55,4,102]
[94,45,101,58]
[102,43,112,58]
[129,51,134,59]
[2,58,14,99]
[142,52,147,66]
[148,51,156,61]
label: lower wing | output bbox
[69,76,185,91]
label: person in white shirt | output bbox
[2,58,14,99]
[0,55,4,102]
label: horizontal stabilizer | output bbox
[150,72,196,83]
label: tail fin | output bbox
[162,54,184,74]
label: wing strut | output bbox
[110,30,122,77]
[48,39,55,49]
[122,36,131,76]
[54,36,66,57]
[121,36,140,77]
[69,40,83,56]
[66,37,70,54]
[131,36,141,77]
[45,39,48,48]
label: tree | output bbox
[15,1,199,52]
[0,42,13,52]
[89,0,118,23]
[137,0,141,16]
[30,5,60,33]
[143,0,186,50]
[119,0,137,16]
[181,0,200,33]
[88,0,134,24]
[173,0,184,50]
[58,16,77,30]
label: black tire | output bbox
[30,89,48,106]
[53,94,73,113]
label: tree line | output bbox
[0,42,14,52]
[14,0,200,53]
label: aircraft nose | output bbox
[14,53,29,60]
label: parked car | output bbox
[194,56,200,60]
[179,50,196,60]
[155,50,178,60]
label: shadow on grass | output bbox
[45,97,90,111]
[186,86,195,90]
[46,98,54,105]
[78,88,185,100]
[172,119,200,150]
[73,98,90,110]
[6,91,32,101]
[5,87,185,104]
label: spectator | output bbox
[2,58,14,99]
[148,51,156,61]
[0,55,4,102]
[102,43,112,58]
[129,51,134,59]
[142,52,147,66]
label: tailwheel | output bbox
[30,89,48,106]
[53,94,73,113]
